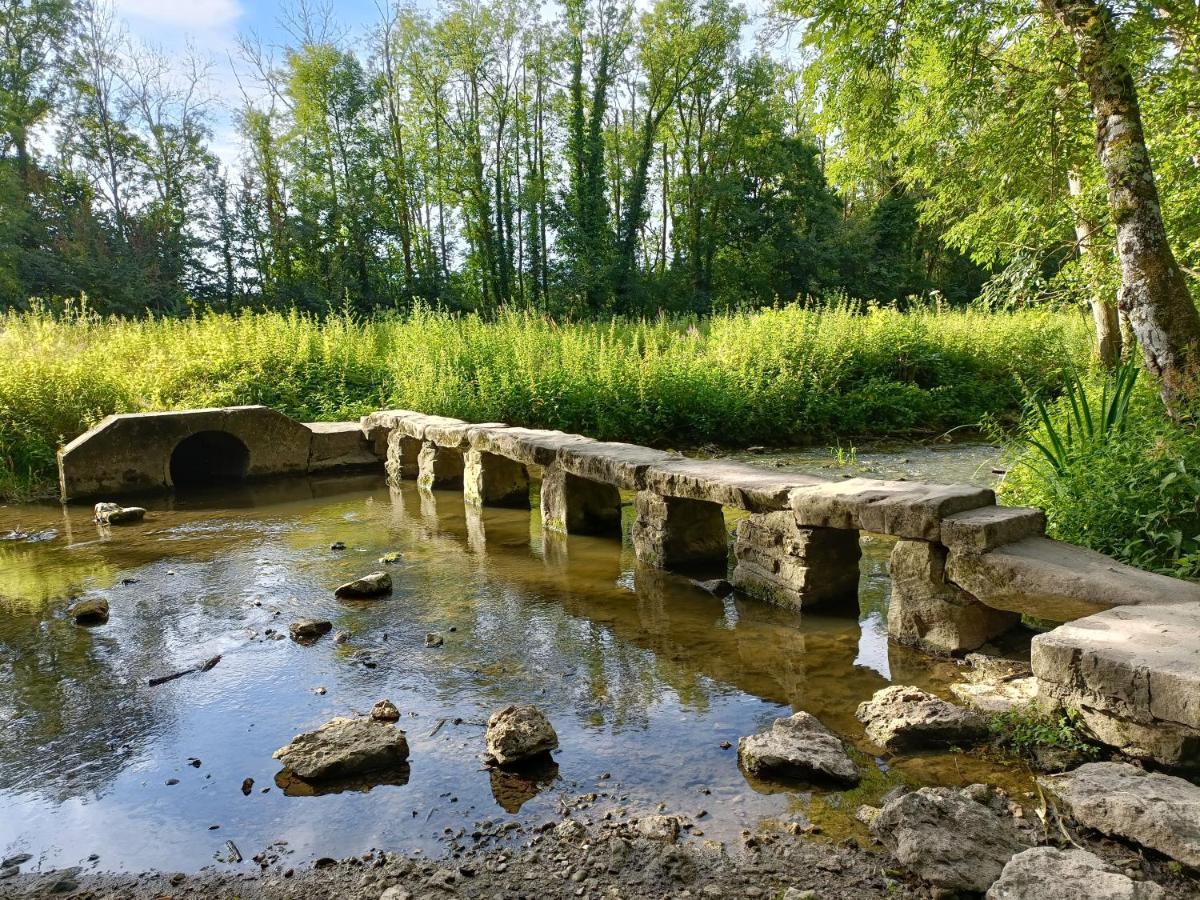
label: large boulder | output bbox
[871,786,1030,893]
[1039,762,1200,868]
[485,705,558,767]
[856,684,987,752]
[334,572,392,599]
[273,716,409,781]
[738,711,860,785]
[986,847,1165,900]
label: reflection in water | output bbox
[0,457,1030,875]
[274,766,412,798]
[489,758,560,813]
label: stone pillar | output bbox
[887,539,1019,655]
[539,460,621,536]
[464,449,530,508]
[417,441,465,491]
[631,491,728,571]
[385,429,421,484]
[731,511,860,610]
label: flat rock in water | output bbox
[273,716,409,782]
[334,572,392,598]
[289,619,332,641]
[93,502,146,525]
[986,847,1165,899]
[871,786,1030,893]
[68,597,109,625]
[485,705,558,767]
[1039,762,1200,868]
[737,711,860,785]
[856,684,987,752]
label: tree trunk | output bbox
[1043,0,1200,408]
[1066,170,1121,367]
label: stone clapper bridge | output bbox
[58,405,1200,770]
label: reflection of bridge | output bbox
[57,406,1200,769]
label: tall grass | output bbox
[0,301,1090,499]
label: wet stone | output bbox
[737,711,859,785]
[856,684,987,752]
[371,700,401,722]
[289,619,333,642]
[273,716,410,782]
[93,502,146,525]
[485,705,559,767]
[67,597,109,625]
[335,572,393,599]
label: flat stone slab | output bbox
[987,847,1165,900]
[468,426,594,467]
[1039,762,1200,868]
[947,537,1200,621]
[391,413,470,443]
[273,716,409,781]
[790,478,994,541]
[643,458,825,513]
[738,711,860,785]
[941,505,1045,553]
[306,422,381,471]
[1033,603,1200,733]
[558,441,682,490]
[425,420,507,449]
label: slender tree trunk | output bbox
[1044,0,1200,407]
[1067,169,1121,366]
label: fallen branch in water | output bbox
[148,654,222,687]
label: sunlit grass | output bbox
[0,301,1090,498]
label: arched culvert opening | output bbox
[169,431,251,488]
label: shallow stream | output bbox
[0,441,1031,877]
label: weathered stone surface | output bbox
[950,654,1038,714]
[59,406,313,501]
[389,413,468,443]
[644,458,822,513]
[306,422,381,472]
[68,597,109,624]
[731,512,860,609]
[485,705,559,767]
[464,449,530,509]
[416,442,465,491]
[635,815,682,841]
[986,847,1164,900]
[359,409,420,458]
[631,491,727,571]
[272,716,409,781]
[425,420,506,450]
[790,478,995,542]
[289,619,332,642]
[334,572,392,599]
[856,685,987,752]
[888,539,1019,655]
[871,786,1030,893]
[941,505,1045,553]
[559,442,682,491]
[737,711,860,785]
[1032,603,1200,768]
[385,429,421,483]
[468,426,594,467]
[947,536,1200,621]
[540,461,622,536]
[1039,762,1200,868]
[93,502,146,525]
[370,700,400,722]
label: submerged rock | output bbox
[950,653,1038,714]
[289,619,332,642]
[370,700,400,722]
[273,716,409,782]
[986,847,1165,899]
[856,685,987,752]
[871,786,1030,893]
[68,597,109,625]
[485,705,559,767]
[93,502,146,525]
[738,712,860,785]
[692,578,734,598]
[1040,762,1200,868]
[334,572,392,599]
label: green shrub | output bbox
[0,300,1089,499]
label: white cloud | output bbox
[114,0,244,30]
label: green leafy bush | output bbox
[988,702,1099,760]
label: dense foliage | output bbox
[0,303,1087,498]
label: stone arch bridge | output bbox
[58,405,1200,769]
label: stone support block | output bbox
[417,441,465,491]
[540,460,621,536]
[630,491,728,571]
[385,429,421,484]
[887,539,1019,656]
[731,511,860,609]
[464,449,530,509]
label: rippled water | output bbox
[0,442,1034,876]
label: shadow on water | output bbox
[0,449,1033,874]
